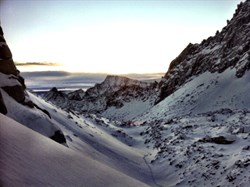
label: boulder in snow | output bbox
[199,134,236,144]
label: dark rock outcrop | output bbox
[43,87,69,108]
[2,85,25,103]
[0,91,7,114]
[199,135,236,144]
[50,130,66,144]
[0,26,26,103]
[33,103,51,119]
[0,26,18,75]
[68,89,85,101]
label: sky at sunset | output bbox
[0,0,242,74]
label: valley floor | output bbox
[30,89,250,187]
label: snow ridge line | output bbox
[143,154,163,187]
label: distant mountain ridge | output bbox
[43,75,159,121]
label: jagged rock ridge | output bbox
[0,26,26,104]
[157,0,250,103]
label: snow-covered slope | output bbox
[133,68,250,186]
[27,91,165,186]
[139,69,250,121]
[0,114,149,187]
[0,86,63,139]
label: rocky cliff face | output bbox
[0,26,66,144]
[85,75,150,97]
[83,75,157,109]
[0,26,26,105]
[157,0,250,103]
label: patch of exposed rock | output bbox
[0,90,7,114]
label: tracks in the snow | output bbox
[143,154,163,187]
